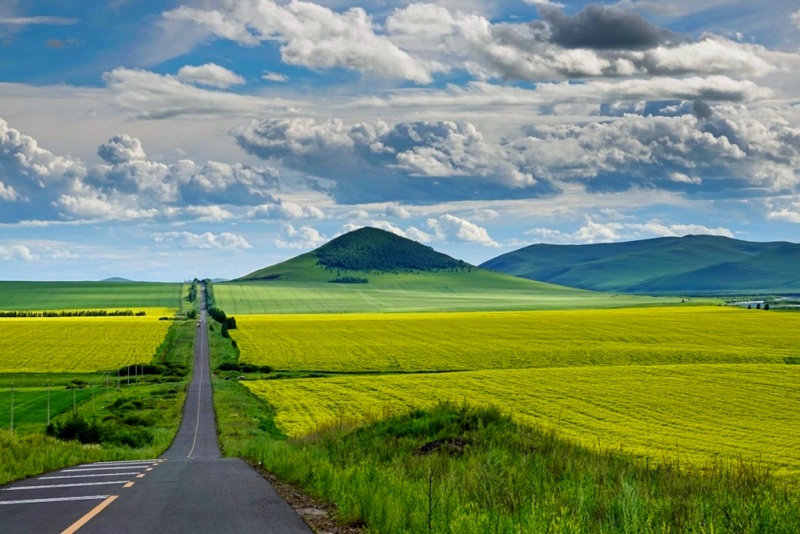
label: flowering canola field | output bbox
[233,307,800,372]
[0,310,174,372]
[244,364,800,476]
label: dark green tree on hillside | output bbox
[315,227,470,272]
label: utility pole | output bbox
[46,382,51,426]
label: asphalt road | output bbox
[0,298,312,533]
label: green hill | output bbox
[239,227,470,281]
[226,227,683,314]
[481,235,800,295]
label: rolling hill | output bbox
[481,235,800,294]
[223,227,681,314]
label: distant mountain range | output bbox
[100,277,133,283]
[481,235,800,295]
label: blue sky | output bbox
[1,0,799,281]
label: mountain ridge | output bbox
[481,235,800,294]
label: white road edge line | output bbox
[4,481,129,491]
[0,495,110,505]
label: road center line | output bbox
[40,473,142,480]
[0,495,110,506]
[61,495,118,534]
[4,481,129,491]
[187,323,204,459]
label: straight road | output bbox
[0,294,312,533]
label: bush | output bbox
[46,414,103,444]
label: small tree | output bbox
[221,323,229,338]
[764,303,770,311]
[757,303,761,310]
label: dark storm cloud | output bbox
[537,5,676,51]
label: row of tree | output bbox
[0,310,145,318]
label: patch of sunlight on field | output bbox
[233,307,800,372]
[0,313,174,373]
[244,364,800,476]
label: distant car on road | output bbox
[197,322,201,327]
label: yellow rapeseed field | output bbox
[0,310,174,372]
[233,307,800,371]
[244,364,800,476]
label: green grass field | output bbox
[231,306,795,372]
[0,281,183,311]
[214,279,686,315]
[0,386,93,432]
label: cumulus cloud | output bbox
[275,223,326,249]
[248,200,324,220]
[97,134,147,164]
[525,218,734,244]
[176,63,245,88]
[165,1,434,83]
[0,181,20,201]
[0,244,37,261]
[385,204,411,218]
[427,214,499,247]
[792,10,800,29]
[513,107,800,194]
[0,117,280,224]
[155,231,252,250]
[234,117,546,203]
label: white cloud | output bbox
[0,17,78,25]
[0,118,279,224]
[235,117,539,203]
[0,181,19,201]
[275,223,326,249]
[165,1,434,83]
[248,201,324,220]
[97,134,147,164]
[791,10,800,30]
[262,71,289,82]
[183,206,235,222]
[522,0,564,7]
[427,214,499,247]
[0,244,37,261]
[385,204,411,218]
[155,231,252,250]
[525,218,735,244]
[176,63,245,89]
[103,67,298,120]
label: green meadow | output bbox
[0,281,183,311]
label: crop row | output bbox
[232,307,800,372]
[0,315,172,373]
[244,364,800,476]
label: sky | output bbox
[1,0,799,281]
